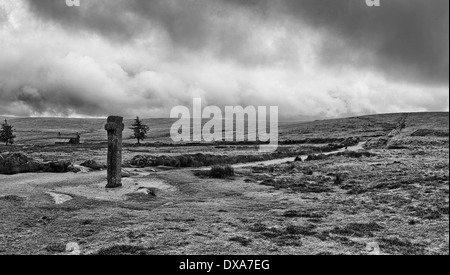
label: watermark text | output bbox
[170,98,279,152]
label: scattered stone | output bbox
[0,152,41,175]
[294,156,303,162]
[80,160,106,171]
[66,242,81,255]
[42,161,73,173]
[46,192,73,205]
[0,152,74,175]
[121,170,138,178]
[130,155,154,167]
[366,242,382,255]
[136,187,157,196]
[68,165,82,173]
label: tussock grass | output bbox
[94,245,152,255]
[379,238,426,255]
[229,236,253,246]
[329,222,384,238]
[249,222,318,247]
[194,165,235,179]
[210,165,235,179]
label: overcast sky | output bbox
[0,0,448,119]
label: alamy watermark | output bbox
[65,0,380,8]
[66,0,379,8]
[65,0,80,7]
[366,0,381,7]
[170,99,279,153]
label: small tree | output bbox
[130,117,149,145]
[0,119,16,146]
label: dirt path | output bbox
[363,113,410,149]
[233,142,366,168]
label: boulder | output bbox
[80,160,106,171]
[130,155,154,167]
[0,152,41,175]
[42,161,73,173]
[121,170,139,178]
[0,153,74,175]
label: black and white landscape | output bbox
[0,0,448,256]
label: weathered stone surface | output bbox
[0,152,75,175]
[105,116,124,188]
[130,155,154,167]
[294,156,303,162]
[0,152,41,175]
[80,160,106,171]
[42,161,73,173]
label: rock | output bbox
[46,192,73,205]
[122,170,139,178]
[80,160,106,171]
[65,242,81,255]
[334,174,344,185]
[366,242,382,255]
[0,152,76,175]
[294,156,303,162]
[0,152,41,175]
[130,155,154,167]
[68,164,82,173]
[42,161,73,173]
[136,187,157,196]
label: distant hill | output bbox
[0,112,448,145]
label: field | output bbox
[0,112,448,255]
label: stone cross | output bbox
[105,116,124,188]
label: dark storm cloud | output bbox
[24,0,246,52]
[1,0,448,118]
[23,0,449,86]
[225,0,450,86]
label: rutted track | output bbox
[364,113,409,149]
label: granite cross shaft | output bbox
[105,116,124,188]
